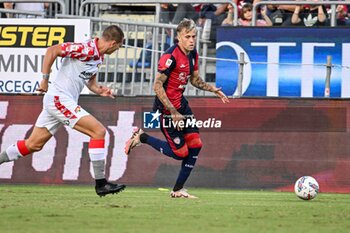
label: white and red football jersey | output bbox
[47,38,103,101]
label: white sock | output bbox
[6,143,22,161]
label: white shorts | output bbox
[35,94,90,135]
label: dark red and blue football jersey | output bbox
[154,44,199,112]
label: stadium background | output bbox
[1,95,349,193]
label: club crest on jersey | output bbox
[165,59,173,67]
[173,137,181,145]
[178,72,189,82]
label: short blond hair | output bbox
[176,18,196,34]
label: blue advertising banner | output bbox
[216,27,350,97]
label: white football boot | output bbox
[170,188,198,199]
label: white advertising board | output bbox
[0,19,91,94]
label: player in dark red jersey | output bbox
[125,18,229,198]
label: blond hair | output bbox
[176,18,196,34]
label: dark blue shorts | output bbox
[159,104,199,150]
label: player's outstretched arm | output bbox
[212,87,230,103]
[36,44,63,94]
[87,76,115,99]
[190,71,229,103]
[189,70,214,92]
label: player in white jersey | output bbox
[0,25,125,197]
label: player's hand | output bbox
[170,110,185,131]
[99,86,115,99]
[213,87,230,103]
[36,79,49,94]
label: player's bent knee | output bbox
[173,145,189,158]
[92,127,106,139]
[184,133,202,148]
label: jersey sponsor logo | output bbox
[180,64,186,68]
[0,25,74,48]
[165,58,172,67]
[79,71,95,80]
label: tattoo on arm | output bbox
[190,72,215,92]
[153,73,176,112]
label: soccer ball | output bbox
[294,176,319,200]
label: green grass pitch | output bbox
[0,185,349,233]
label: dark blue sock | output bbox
[145,135,182,160]
[173,147,201,191]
